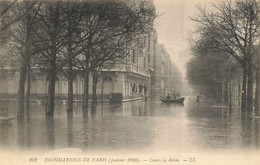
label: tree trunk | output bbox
[45,4,60,116]
[83,35,92,113]
[67,64,73,112]
[238,77,241,106]
[82,57,90,113]
[255,66,259,114]
[256,43,260,116]
[247,11,254,116]
[247,55,253,113]
[225,79,228,104]
[26,64,31,118]
[241,66,247,111]
[18,62,27,120]
[18,4,32,120]
[46,38,57,116]
[92,71,98,105]
[221,80,224,104]
[101,77,104,103]
[229,80,232,111]
[46,63,56,116]
[66,5,73,112]
[66,44,73,111]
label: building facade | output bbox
[89,30,158,101]
[0,31,182,102]
[153,44,182,99]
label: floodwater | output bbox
[0,96,260,152]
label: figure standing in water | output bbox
[196,95,200,103]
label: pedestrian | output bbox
[196,95,200,103]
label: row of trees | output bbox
[0,0,156,117]
[188,0,260,115]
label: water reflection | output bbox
[46,116,55,149]
[67,110,73,148]
[0,97,259,151]
[241,116,260,149]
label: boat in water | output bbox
[160,97,185,104]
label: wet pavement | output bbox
[0,96,259,152]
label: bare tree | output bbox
[61,1,84,112]
[0,0,35,35]
[36,1,67,115]
[1,0,155,117]
[1,1,40,119]
[74,0,155,112]
[191,0,260,112]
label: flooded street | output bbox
[0,96,260,153]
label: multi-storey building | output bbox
[0,30,182,102]
[0,30,158,102]
[153,43,182,99]
[88,29,158,101]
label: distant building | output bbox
[153,44,182,98]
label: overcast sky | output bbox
[154,0,208,77]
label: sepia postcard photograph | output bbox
[0,0,260,164]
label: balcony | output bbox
[125,64,149,77]
[102,63,149,77]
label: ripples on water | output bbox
[0,96,259,152]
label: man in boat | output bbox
[166,94,172,100]
[175,92,180,99]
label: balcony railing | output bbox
[102,63,149,77]
[125,64,148,77]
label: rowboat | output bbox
[161,97,185,104]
